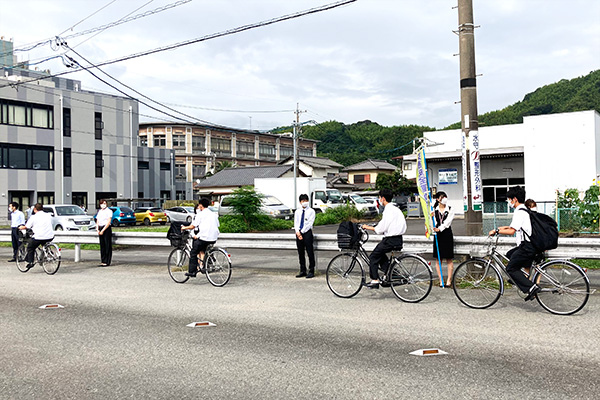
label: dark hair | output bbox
[525,199,537,209]
[34,203,43,211]
[379,189,393,203]
[99,199,107,205]
[299,194,309,202]
[199,198,210,208]
[506,186,526,204]
[433,191,447,208]
[9,201,19,210]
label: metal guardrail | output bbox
[2,230,600,261]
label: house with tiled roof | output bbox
[277,156,343,178]
[342,159,398,189]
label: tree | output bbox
[375,170,412,195]
[227,186,263,229]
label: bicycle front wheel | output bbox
[326,253,364,298]
[390,254,432,303]
[42,244,61,275]
[16,244,29,272]
[168,248,190,284]
[452,258,502,309]
[534,260,590,315]
[205,248,232,287]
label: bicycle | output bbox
[167,230,232,287]
[326,225,433,302]
[452,234,594,315]
[15,229,61,275]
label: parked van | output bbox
[219,195,293,220]
[42,204,96,231]
[344,193,379,217]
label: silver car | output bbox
[164,206,196,224]
[219,195,293,220]
[42,204,96,231]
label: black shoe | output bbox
[25,263,34,270]
[185,272,197,277]
[8,258,16,262]
[199,268,206,275]
[296,272,307,278]
[306,272,315,279]
[524,285,541,301]
[365,281,380,289]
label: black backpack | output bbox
[337,221,361,249]
[520,208,559,251]
[166,221,187,248]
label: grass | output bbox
[572,259,600,269]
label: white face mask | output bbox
[507,199,515,209]
[441,198,448,205]
[100,204,107,209]
[301,202,308,208]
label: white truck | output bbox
[254,177,344,212]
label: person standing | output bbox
[361,189,407,288]
[96,199,113,267]
[488,186,541,301]
[8,202,25,262]
[18,203,54,270]
[182,198,220,277]
[432,192,455,288]
[294,194,316,279]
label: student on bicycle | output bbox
[18,203,54,270]
[488,186,541,301]
[361,189,407,289]
[182,198,219,277]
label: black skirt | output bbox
[433,228,454,259]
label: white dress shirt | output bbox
[25,211,55,240]
[96,207,113,227]
[294,206,316,234]
[192,208,220,242]
[375,203,407,237]
[510,204,532,246]
[434,205,454,232]
[10,210,25,227]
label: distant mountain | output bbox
[444,69,600,129]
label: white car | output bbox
[164,206,196,224]
[42,204,96,231]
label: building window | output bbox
[63,147,71,177]
[160,190,171,201]
[154,134,166,147]
[140,137,148,146]
[95,150,103,178]
[138,160,149,169]
[37,192,55,205]
[299,148,312,157]
[192,136,205,152]
[175,163,186,181]
[63,108,71,137]
[212,138,231,156]
[403,163,412,171]
[354,174,370,184]
[259,143,276,160]
[236,141,255,157]
[280,146,293,158]
[173,134,186,150]
[0,99,53,129]
[72,192,87,209]
[192,164,205,178]
[0,143,53,170]
[160,162,170,171]
[94,112,103,140]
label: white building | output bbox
[400,110,600,214]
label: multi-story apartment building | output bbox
[139,122,318,199]
[0,42,173,223]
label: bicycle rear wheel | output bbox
[205,248,232,287]
[534,260,590,315]
[390,254,432,303]
[452,258,502,309]
[16,244,29,273]
[326,253,364,298]
[42,243,61,275]
[168,248,190,283]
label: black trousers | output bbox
[11,227,20,258]
[25,238,52,264]
[189,239,215,273]
[369,235,403,280]
[296,229,315,273]
[506,242,537,293]
[98,226,113,265]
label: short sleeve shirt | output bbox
[510,204,532,246]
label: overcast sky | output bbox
[1,0,599,131]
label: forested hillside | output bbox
[445,69,600,129]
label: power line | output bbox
[0,0,357,89]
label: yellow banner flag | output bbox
[416,148,433,238]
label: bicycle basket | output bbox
[336,233,357,249]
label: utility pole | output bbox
[292,103,306,209]
[457,0,483,235]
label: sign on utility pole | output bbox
[457,0,483,235]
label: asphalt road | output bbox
[0,247,598,399]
